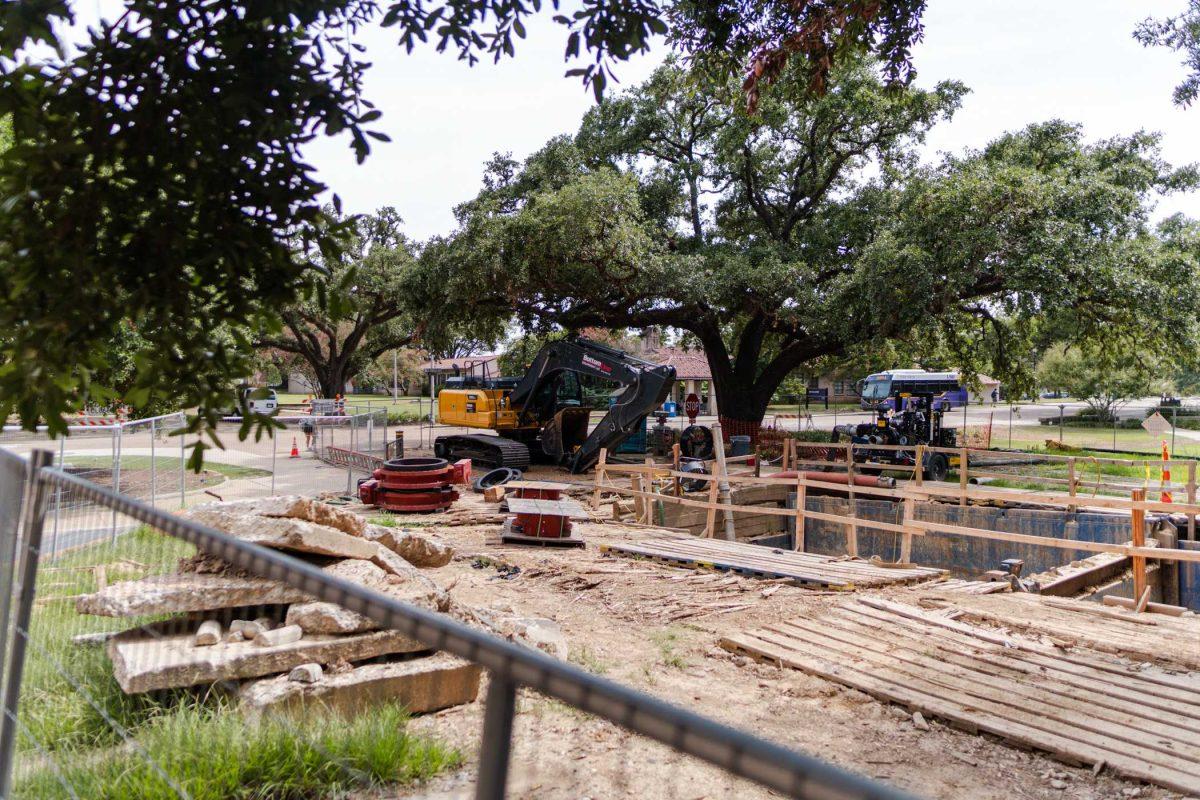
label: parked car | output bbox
[228,386,278,416]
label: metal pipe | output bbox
[473,676,517,800]
[149,418,157,508]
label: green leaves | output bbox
[1135,0,1200,108]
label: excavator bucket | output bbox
[541,407,591,462]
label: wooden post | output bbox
[703,475,719,538]
[782,438,793,472]
[958,447,969,507]
[642,456,654,524]
[1067,456,1077,512]
[671,443,682,498]
[591,448,607,510]
[1131,488,1147,607]
[711,421,736,541]
[794,477,807,552]
[631,473,644,522]
[1187,461,1196,542]
[900,496,914,563]
[845,443,858,558]
[914,444,925,487]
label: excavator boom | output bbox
[510,338,676,473]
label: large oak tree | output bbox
[436,59,1200,437]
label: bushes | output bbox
[387,410,429,425]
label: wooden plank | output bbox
[720,602,1200,795]
[600,537,942,587]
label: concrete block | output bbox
[185,510,378,560]
[286,602,376,635]
[255,624,302,647]
[363,525,454,567]
[240,653,481,718]
[194,620,222,646]
[289,663,323,683]
[107,624,425,693]
[189,496,367,537]
[76,573,311,618]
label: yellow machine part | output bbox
[437,388,530,433]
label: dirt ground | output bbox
[354,467,1179,800]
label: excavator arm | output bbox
[508,338,676,473]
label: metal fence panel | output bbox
[0,454,913,800]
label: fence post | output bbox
[1008,402,1013,449]
[271,425,278,496]
[1172,406,1178,455]
[1058,404,1065,443]
[53,438,64,558]
[711,421,735,541]
[958,447,968,507]
[0,450,52,798]
[110,424,123,542]
[474,675,518,800]
[1113,413,1117,450]
[179,431,186,509]
[149,418,157,508]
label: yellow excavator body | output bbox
[436,388,531,433]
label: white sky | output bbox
[302,0,1200,239]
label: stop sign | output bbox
[684,393,701,422]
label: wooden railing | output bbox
[591,445,1200,582]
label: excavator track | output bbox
[433,434,532,471]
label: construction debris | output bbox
[362,524,454,567]
[721,596,1200,795]
[241,653,481,719]
[76,573,311,617]
[74,497,501,718]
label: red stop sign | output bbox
[684,393,701,422]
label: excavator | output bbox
[433,338,676,474]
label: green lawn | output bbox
[993,424,1200,458]
[15,527,460,799]
[66,455,271,480]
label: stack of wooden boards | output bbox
[75,496,481,717]
[651,483,791,539]
[721,594,1200,795]
[602,536,945,588]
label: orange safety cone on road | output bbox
[290,436,301,459]
[1161,440,1172,503]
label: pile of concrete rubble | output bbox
[75,496,537,717]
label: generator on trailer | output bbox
[833,370,961,481]
[434,338,676,474]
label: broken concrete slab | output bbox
[286,602,376,635]
[255,624,302,647]
[363,525,454,567]
[194,620,221,646]
[240,653,481,718]
[107,624,426,693]
[289,663,322,683]
[76,573,311,618]
[185,510,378,560]
[190,496,367,537]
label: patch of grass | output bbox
[648,628,687,670]
[66,456,270,480]
[22,528,199,753]
[569,646,610,675]
[15,702,460,800]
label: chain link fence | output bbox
[0,447,912,800]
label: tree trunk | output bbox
[712,378,773,444]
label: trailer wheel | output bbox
[924,453,949,483]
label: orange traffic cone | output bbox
[290,436,301,458]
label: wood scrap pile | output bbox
[75,496,485,717]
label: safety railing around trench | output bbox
[0,448,913,800]
[593,444,1200,582]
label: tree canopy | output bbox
[1036,345,1171,422]
[1137,1,1200,107]
[0,0,929,446]
[255,208,429,400]
[435,59,1200,435]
